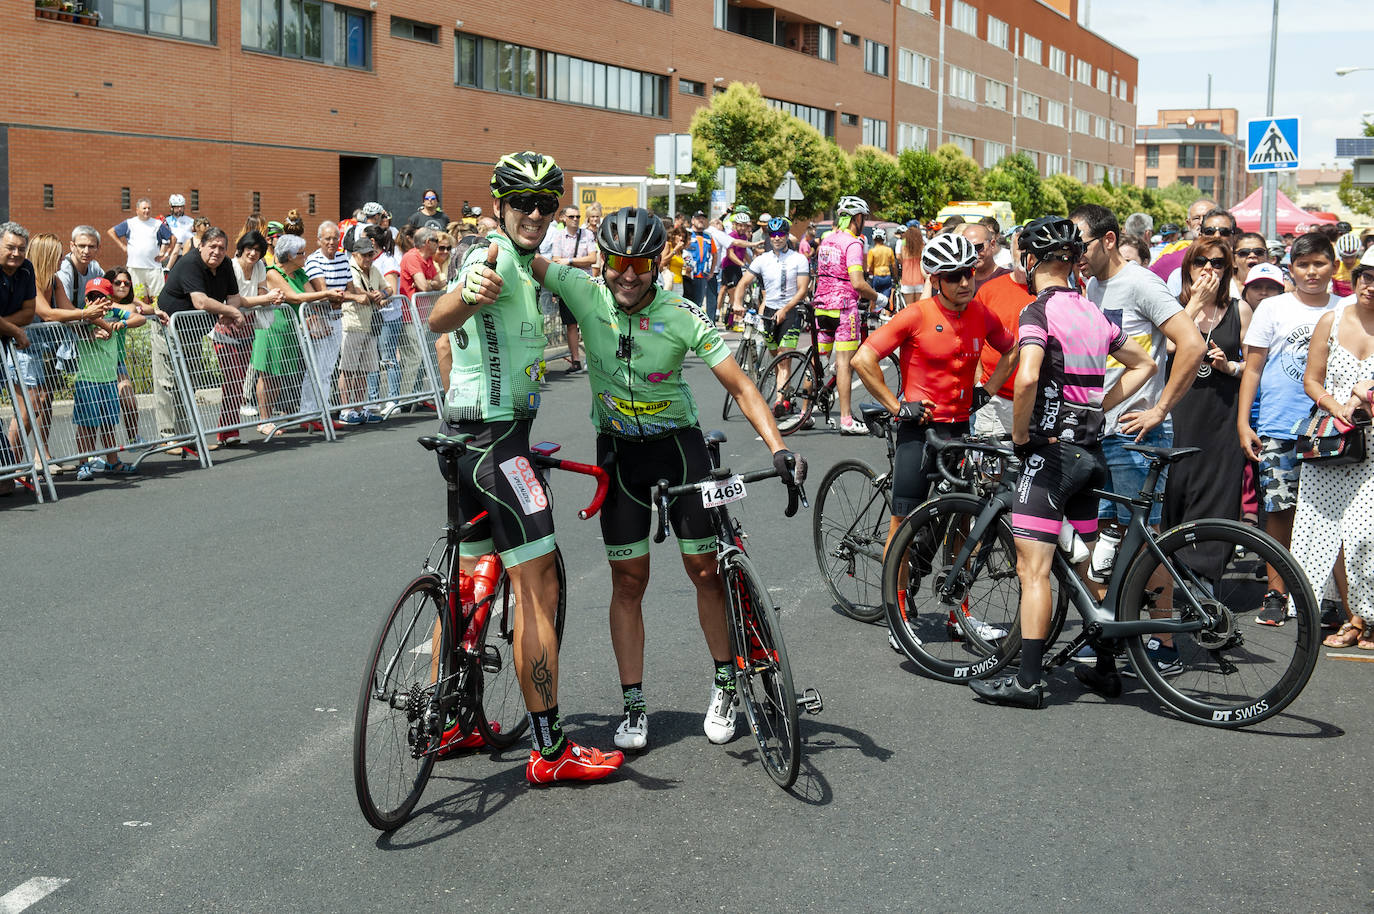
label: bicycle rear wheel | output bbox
[758,351,818,437]
[813,458,892,622]
[477,548,567,749]
[722,339,757,421]
[353,574,447,830]
[882,493,1022,683]
[727,555,800,789]
[1115,519,1319,728]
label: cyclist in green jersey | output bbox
[429,151,623,785]
[531,206,806,751]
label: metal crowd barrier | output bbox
[166,305,336,459]
[406,292,452,416]
[1,338,55,501]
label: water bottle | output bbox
[1058,520,1090,564]
[461,554,503,648]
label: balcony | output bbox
[34,0,100,25]
[717,0,836,62]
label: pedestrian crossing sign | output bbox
[1246,117,1300,172]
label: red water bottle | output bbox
[471,554,502,606]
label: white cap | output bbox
[1362,246,1374,268]
[168,194,186,206]
[1244,262,1286,288]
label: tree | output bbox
[894,148,948,223]
[779,118,851,219]
[934,144,981,202]
[1157,181,1202,210]
[981,152,1049,223]
[1045,174,1111,214]
[688,83,790,215]
[848,145,902,221]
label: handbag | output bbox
[1295,406,1370,465]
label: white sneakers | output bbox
[614,710,648,750]
[704,687,739,744]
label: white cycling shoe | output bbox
[614,710,648,750]
[703,687,739,744]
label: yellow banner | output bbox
[579,185,639,218]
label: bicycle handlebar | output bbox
[649,467,807,545]
[923,428,1015,488]
[530,454,611,520]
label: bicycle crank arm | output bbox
[1097,619,1207,638]
[798,687,824,715]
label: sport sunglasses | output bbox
[504,194,560,216]
[604,253,656,274]
[1200,226,1235,237]
[935,267,976,283]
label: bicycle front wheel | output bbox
[353,574,447,830]
[1115,519,1319,729]
[813,458,892,622]
[758,351,818,437]
[477,548,567,749]
[727,556,800,789]
[882,493,1022,683]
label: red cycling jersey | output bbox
[861,295,1015,422]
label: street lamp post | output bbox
[1336,67,1373,77]
[1261,0,1279,240]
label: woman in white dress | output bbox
[1293,264,1374,649]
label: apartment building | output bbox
[5,0,1136,237]
[1133,108,1248,208]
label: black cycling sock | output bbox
[1095,642,1117,673]
[529,706,566,759]
[1018,639,1045,689]
[714,660,734,693]
[622,683,645,714]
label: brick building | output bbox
[1133,108,1248,208]
[5,0,1136,238]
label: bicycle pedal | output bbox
[480,644,503,674]
[799,687,824,715]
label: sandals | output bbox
[257,422,284,440]
[1323,622,1364,648]
[1360,628,1374,651]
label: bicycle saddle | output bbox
[418,434,473,456]
[705,429,727,446]
[859,403,890,423]
[1121,443,1201,464]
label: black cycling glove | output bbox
[896,402,930,424]
[773,449,806,487]
[970,387,992,414]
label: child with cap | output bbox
[74,277,146,479]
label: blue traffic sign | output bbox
[1246,117,1300,172]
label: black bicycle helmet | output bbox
[767,216,791,234]
[1019,215,1085,262]
[598,207,666,258]
[490,151,564,198]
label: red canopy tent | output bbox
[1229,187,1338,235]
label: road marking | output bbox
[1,878,70,913]
[1325,652,1374,663]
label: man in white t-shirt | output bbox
[1237,232,1340,623]
[300,221,354,428]
[1073,205,1205,674]
[106,198,172,298]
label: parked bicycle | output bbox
[721,304,768,421]
[650,430,822,789]
[352,434,609,831]
[883,430,1319,728]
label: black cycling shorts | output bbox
[762,307,802,350]
[440,419,557,566]
[1011,440,1108,544]
[596,428,716,560]
[892,420,969,515]
[720,264,744,289]
[556,297,578,327]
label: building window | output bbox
[949,0,976,34]
[1075,59,1092,85]
[190,189,200,212]
[1020,91,1040,120]
[1198,175,1215,196]
[986,15,1008,50]
[678,78,705,96]
[841,31,859,46]
[862,117,888,148]
[900,0,931,12]
[1146,176,1158,189]
[456,34,539,97]
[252,191,261,212]
[1045,100,1066,127]
[1198,145,1216,168]
[1179,145,1195,168]
[1074,109,1090,134]
[767,97,835,137]
[1178,175,1195,187]
[1023,33,1041,64]
[1048,46,1066,75]
[389,16,437,43]
[898,48,932,88]
[619,0,668,9]
[308,193,316,215]
[1094,115,1107,140]
[1044,154,1063,176]
[984,79,1007,110]
[897,121,928,151]
[983,141,1007,168]
[112,0,213,41]
[864,39,889,77]
[1073,160,1089,182]
[121,187,131,210]
[1145,145,1159,168]
[243,0,370,69]
[948,65,976,102]
[947,133,975,157]
[841,112,859,127]
[43,185,54,209]
[545,52,666,116]
[1095,69,1108,92]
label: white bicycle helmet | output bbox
[921,232,979,275]
[836,195,869,216]
[731,211,752,225]
[1336,231,1362,257]
[168,193,186,206]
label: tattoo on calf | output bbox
[530,651,554,707]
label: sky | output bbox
[1085,0,1374,170]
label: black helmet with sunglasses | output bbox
[598,207,666,259]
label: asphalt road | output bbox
[3,349,1371,913]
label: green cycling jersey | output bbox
[543,262,731,439]
[445,232,546,423]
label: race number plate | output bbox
[700,475,747,508]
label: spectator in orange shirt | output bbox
[973,229,1034,439]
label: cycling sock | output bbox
[622,683,646,714]
[1018,639,1045,689]
[529,706,566,759]
[714,660,734,693]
